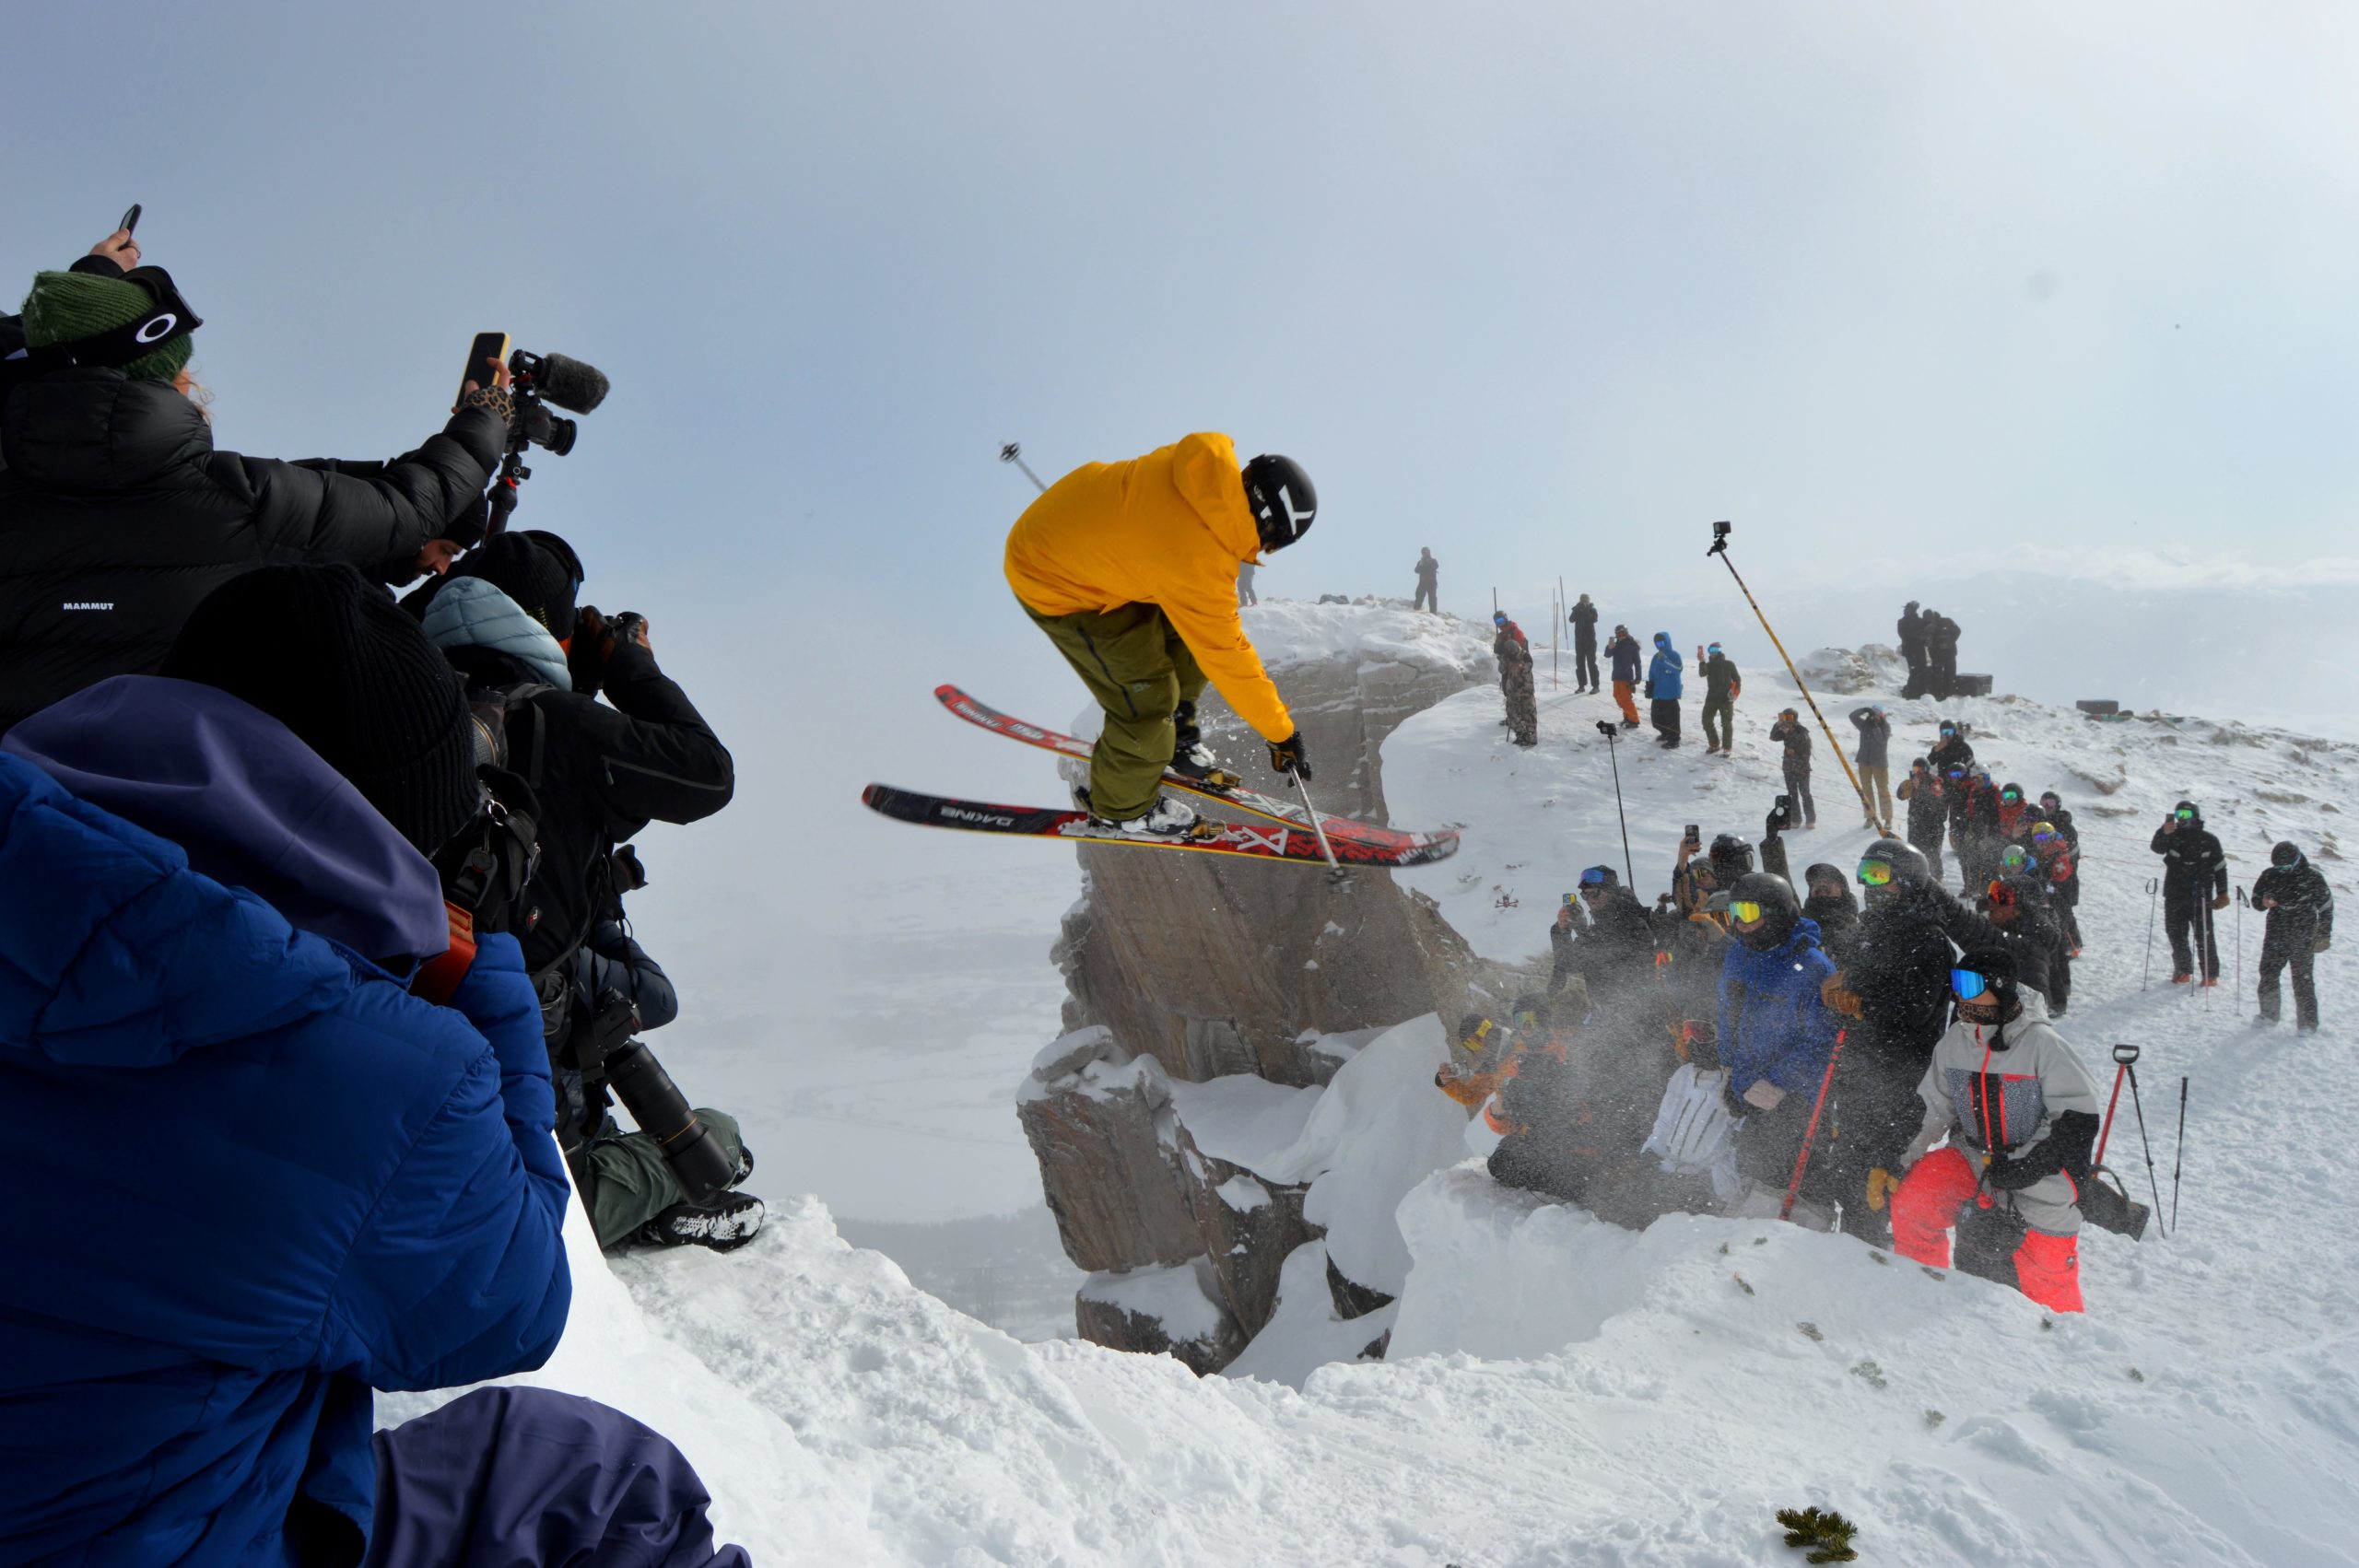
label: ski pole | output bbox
[1780,1028,1848,1222]
[2125,1061,2168,1239]
[1289,768,1347,885]
[1595,719,1637,890]
[2171,1075,2188,1234]
[2142,877,2160,990]
[1704,522,1879,835]
[999,441,1048,494]
[2094,1044,2135,1168]
[2236,886,2247,1012]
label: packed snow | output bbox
[435,613,2355,1565]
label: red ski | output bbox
[861,784,1460,868]
[932,685,1457,861]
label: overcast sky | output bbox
[11,5,2356,1217]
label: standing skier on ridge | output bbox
[1004,434,1316,837]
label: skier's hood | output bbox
[1654,631,1672,647]
[2272,840,2305,869]
[1168,432,1262,563]
[2,676,447,968]
[419,576,571,690]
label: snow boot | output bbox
[637,1190,766,1253]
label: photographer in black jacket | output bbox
[1,252,503,729]
[412,530,754,1248]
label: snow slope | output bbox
[425,642,2357,1566]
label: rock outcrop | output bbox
[1018,1028,1199,1274]
[1028,604,1513,1371]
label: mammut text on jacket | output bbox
[0,371,505,730]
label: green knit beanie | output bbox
[19,270,194,381]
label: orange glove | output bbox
[1819,974,1864,1019]
[1865,1167,1898,1211]
[2212,891,2231,910]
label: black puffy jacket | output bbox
[441,638,735,977]
[0,370,504,729]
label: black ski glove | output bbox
[1269,730,1311,780]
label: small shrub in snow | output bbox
[1776,1505,1860,1563]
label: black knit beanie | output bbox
[453,530,581,640]
[161,565,479,856]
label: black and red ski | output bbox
[861,784,1459,867]
[931,685,1458,861]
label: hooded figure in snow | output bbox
[2252,841,2333,1031]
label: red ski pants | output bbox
[1890,1147,2084,1313]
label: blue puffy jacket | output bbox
[1648,634,1684,700]
[1717,917,1839,1096]
[0,678,570,1567]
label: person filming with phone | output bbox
[0,213,507,731]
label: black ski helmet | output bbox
[2272,840,2304,869]
[1858,837,1930,899]
[1953,946,2018,1009]
[1729,872,1801,951]
[1241,454,1316,554]
[1708,833,1755,880]
[1803,862,1848,899]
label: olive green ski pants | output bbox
[1023,600,1207,821]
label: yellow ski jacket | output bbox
[1003,432,1293,741]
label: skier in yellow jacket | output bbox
[1004,434,1317,835]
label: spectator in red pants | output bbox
[1886,948,2101,1312]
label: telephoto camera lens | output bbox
[604,1040,737,1201]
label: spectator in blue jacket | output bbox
[0,565,746,1568]
[1717,872,1840,1205]
[1648,631,1685,748]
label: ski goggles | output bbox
[2031,824,2060,846]
[2001,788,2023,803]
[1951,967,2001,1000]
[1707,644,1722,655]
[1579,866,1611,887]
[1729,899,1767,926]
[1857,859,1897,887]
[1946,768,1966,780]
[2001,845,2031,871]
[2174,807,2196,821]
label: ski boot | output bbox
[1074,787,1214,840]
[1169,703,1241,790]
[636,1190,766,1253]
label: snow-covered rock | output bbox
[1017,1029,1201,1274]
[1075,1260,1244,1375]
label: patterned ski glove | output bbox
[1268,731,1311,780]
